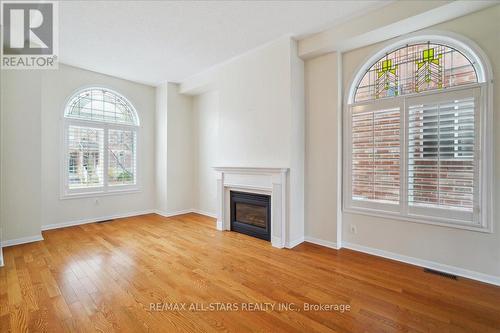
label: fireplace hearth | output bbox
[230,191,271,241]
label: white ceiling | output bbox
[59,1,388,86]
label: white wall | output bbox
[182,36,305,244]
[0,69,2,264]
[193,91,219,216]
[304,52,338,245]
[155,83,194,215]
[214,37,293,167]
[288,40,305,243]
[155,84,168,213]
[1,71,43,241]
[166,83,194,213]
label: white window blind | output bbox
[67,126,104,189]
[108,129,136,186]
[351,106,401,204]
[345,86,487,229]
[408,96,476,212]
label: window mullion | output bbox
[103,125,109,191]
[401,97,408,217]
[64,122,70,193]
[437,103,441,207]
[474,88,482,224]
[371,110,375,200]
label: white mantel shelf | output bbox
[214,166,290,248]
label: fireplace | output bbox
[215,167,288,248]
[230,191,271,241]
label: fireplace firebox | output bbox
[230,191,271,241]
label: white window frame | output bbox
[344,33,494,233]
[61,87,140,199]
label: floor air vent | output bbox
[424,268,458,280]
[97,219,114,224]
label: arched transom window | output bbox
[345,36,492,232]
[63,87,139,196]
[354,42,478,102]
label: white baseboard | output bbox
[41,209,155,231]
[155,209,217,219]
[191,209,217,219]
[216,220,224,230]
[4,209,211,252]
[0,247,3,267]
[2,234,44,248]
[154,209,194,217]
[271,236,284,248]
[41,209,214,232]
[286,237,304,249]
[304,236,338,249]
[343,242,500,287]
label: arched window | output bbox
[344,35,493,231]
[353,42,479,102]
[63,87,139,196]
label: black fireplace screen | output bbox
[230,191,270,241]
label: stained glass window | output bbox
[354,43,478,102]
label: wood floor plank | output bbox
[1,212,499,333]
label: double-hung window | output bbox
[345,39,492,231]
[63,87,140,197]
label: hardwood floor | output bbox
[1,213,499,333]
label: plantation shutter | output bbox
[351,102,401,206]
[108,129,137,186]
[406,88,479,222]
[67,125,104,189]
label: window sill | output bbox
[60,187,140,200]
[343,206,492,233]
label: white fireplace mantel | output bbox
[214,167,289,248]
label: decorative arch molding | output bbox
[347,31,493,105]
